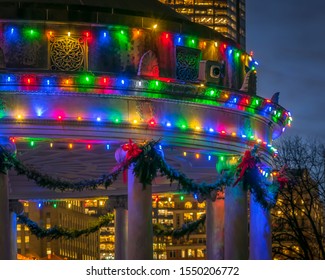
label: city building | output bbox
[0,0,290,260]
[17,199,104,260]
[158,0,246,49]
[16,186,324,260]
[152,194,207,260]
[17,194,206,260]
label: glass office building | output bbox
[158,0,246,49]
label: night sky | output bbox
[246,0,325,143]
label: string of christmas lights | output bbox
[2,25,257,67]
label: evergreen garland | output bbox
[17,213,114,240]
[18,213,206,240]
[3,138,282,242]
[0,146,122,191]
[153,214,206,239]
[0,95,5,111]
[233,144,279,210]
[131,139,162,188]
[131,139,234,199]
[0,139,280,209]
[0,148,13,174]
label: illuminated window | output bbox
[158,209,168,216]
[197,249,205,258]
[197,212,205,219]
[188,249,195,258]
[197,201,206,208]
[99,200,105,207]
[184,202,193,209]
[184,212,194,222]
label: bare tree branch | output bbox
[271,136,325,259]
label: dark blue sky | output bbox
[246,0,325,143]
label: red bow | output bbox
[276,165,289,189]
[233,150,256,186]
[277,176,289,188]
[115,139,143,184]
[122,139,143,162]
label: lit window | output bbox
[197,202,206,208]
[184,202,193,209]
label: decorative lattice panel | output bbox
[49,35,87,71]
[175,46,201,81]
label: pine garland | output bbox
[131,139,234,199]
[1,139,280,209]
[233,144,280,210]
[17,213,114,240]
[0,95,5,111]
[0,146,122,191]
[6,138,282,242]
[0,148,13,174]
[18,213,206,240]
[153,214,206,239]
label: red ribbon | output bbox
[121,139,143,183]
[277,176,289,188]
[276,165,289,188]
[122,139,143,162]
[233,150,256,186]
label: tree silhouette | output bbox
[272,136,325,259]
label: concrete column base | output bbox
[108,195,128,260]
[206,193,225,260]
[224,184,248,260]
[0,173,10,260]
[249,194,272,260]
[127,166,153,260]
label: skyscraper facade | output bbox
[158,0,246,49]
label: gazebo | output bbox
[0,0,291,260]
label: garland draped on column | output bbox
[1,138,287,241]
[233,145,286,209]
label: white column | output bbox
[0,172,10,260]
[108,195,128,260]
[224,184,248,259]
[127,165,153,259]
[9,200,24,260]
[249,194,272,259]
[206,192,225,259]
[0,138,17,260]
